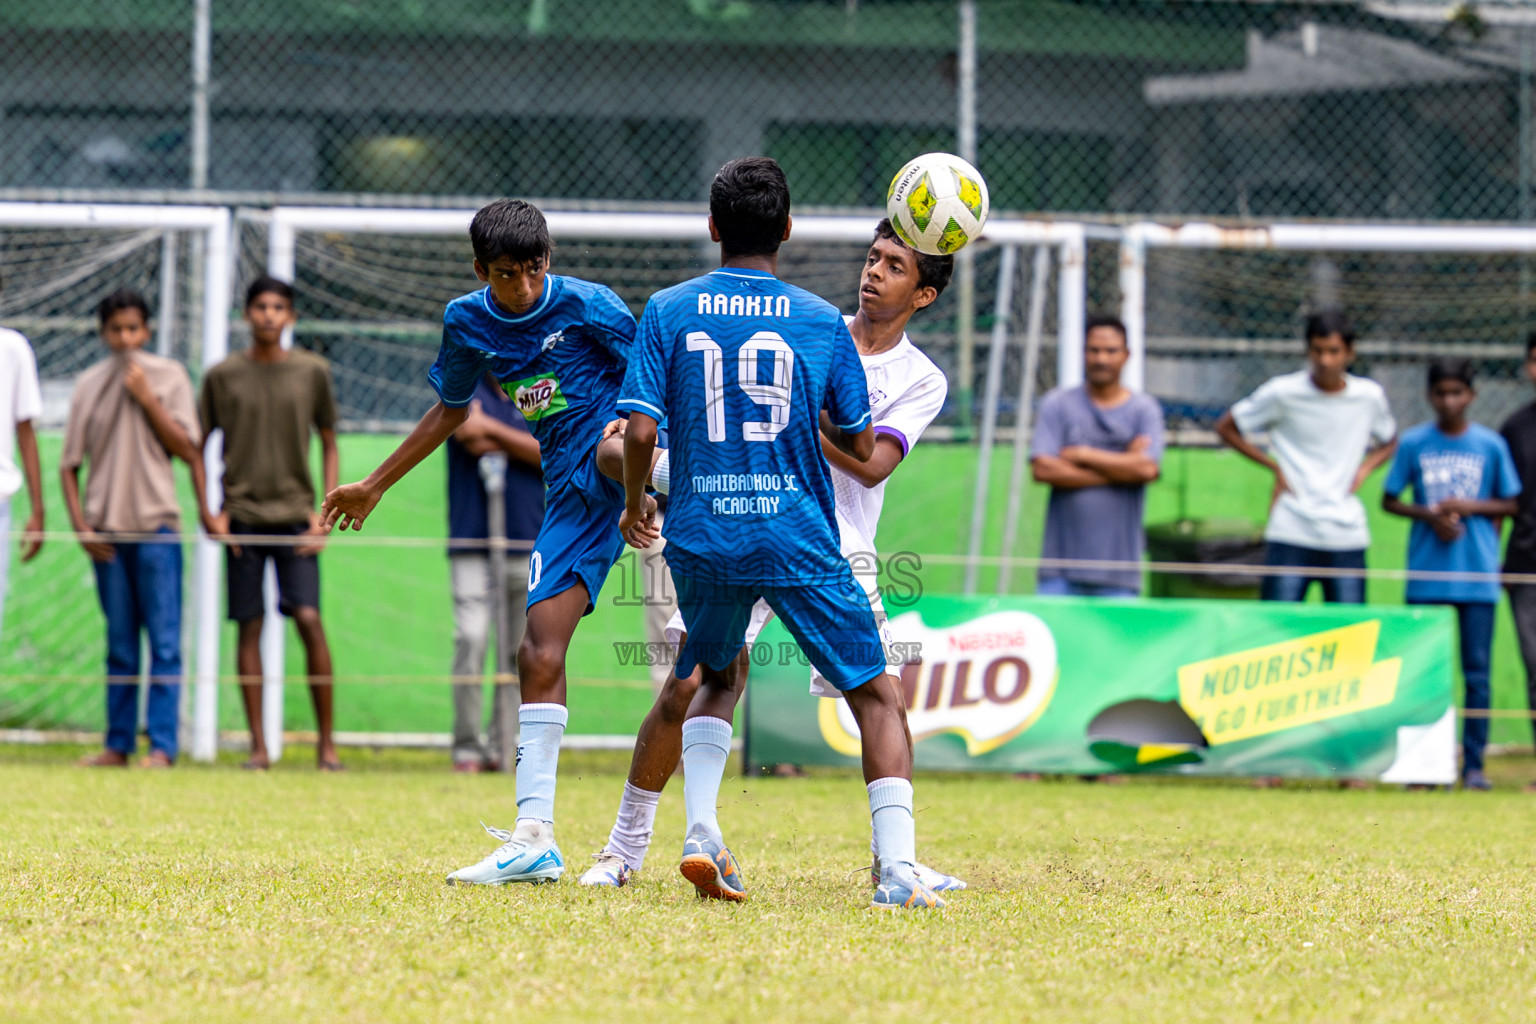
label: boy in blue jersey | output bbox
[616,157,943,911]
[321,199,643,884]
[1382,358,1520,791]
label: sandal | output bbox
[78,750,129,768]
[138,751,174,769]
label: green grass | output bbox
[5,747,1536,1023]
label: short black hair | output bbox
[873,218,953,302]
[1428,356,1475,389]
[1305,309,1356,347]
[1086,314,1128,345]
[245,275,294,310]
[710,157,791,258]
[97,288,151,327]
[1525,330,1536,357]
[469,198,551,269]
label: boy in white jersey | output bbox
[580,218,959,893]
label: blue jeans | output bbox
[1411,600,1494,774]
[93,528,183,759]
[1259,541,1367,604]
[1036,576,1139,599]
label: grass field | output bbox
[5,745,1536,1023]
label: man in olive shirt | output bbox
[199,276,341,770]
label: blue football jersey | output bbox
[617,267,871,586]
[428,275,636,495]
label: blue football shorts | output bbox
[526,453,627,616]
[672,567,887,691]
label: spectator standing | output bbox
[446,374,543,772]
[62,290,204,768]
[1499,333,1536,786]
[199,276,341,771]
[1382,359,1518,791]
[1031,315,1164,597]
[0,316,44,632]
[1216,311,1397,603]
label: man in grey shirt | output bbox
[1031,315,1164,597]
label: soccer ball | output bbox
[885,152,990,256]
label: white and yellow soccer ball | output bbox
[885,152,990,256]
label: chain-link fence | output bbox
[2,1,1533,219]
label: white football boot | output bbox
[445,821,564,886]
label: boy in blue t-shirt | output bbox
[614,157,942,911]
[1383,357,1520,790]
[322,199,637,883]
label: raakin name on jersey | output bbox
[696,294,792,318]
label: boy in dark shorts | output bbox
[199,276,341,771]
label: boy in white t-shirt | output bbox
[580,219,961,894]
[1215,311,1397,603]
[0,322,45,638]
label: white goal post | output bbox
[249,205,1089,750]
[1117,220,1536,390]
[0,202,233,763]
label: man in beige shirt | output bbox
[62,289,204,768]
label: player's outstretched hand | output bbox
[619,493,660,549]
[322,481,381,533]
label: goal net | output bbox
[2,202,1081,760]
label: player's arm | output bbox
[1031,454,1111,489]
[1059,437,1160,484]
[820,410,875,462]
[322,401,468,532]
[820,432,902,487]
[618,413,661,548]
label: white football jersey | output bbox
[831,316,948,561]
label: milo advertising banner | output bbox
[745,597,1457,783]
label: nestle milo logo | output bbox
[503,373,568,421]
[819,610,1059,757]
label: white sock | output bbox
[515,703,568,826]
[606,782,661,871]
[681,716,732,845]
[867,777,916,881]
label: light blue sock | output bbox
[867,778,916,879]
[515,703,568,825]
[681,716,733,845]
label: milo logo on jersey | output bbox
[818,609,1058,757]
[504,373,568,421]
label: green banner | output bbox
[746,596,1457,783]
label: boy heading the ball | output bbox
[582,217,963,897]
[614,157,943,910]
[321,199,639,885]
